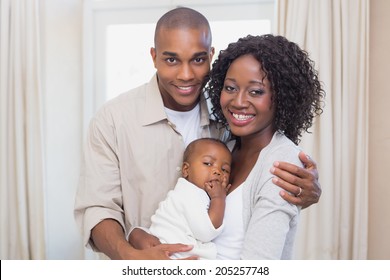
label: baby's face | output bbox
[182,141,232,189]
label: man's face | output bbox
[151,27,214,111]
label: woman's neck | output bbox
[228,129,276,192]
[235,128,275,154]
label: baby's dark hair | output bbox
[206,34,325,144]
[183,138,230,163]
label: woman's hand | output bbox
[271,151,321,209]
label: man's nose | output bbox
[177,63,195,80]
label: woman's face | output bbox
[220,54,275,140]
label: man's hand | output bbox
[92,219,197,260]
[121,243,198,260]
[128,227,197,259]
[270,151,321,209]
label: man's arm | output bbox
[92,219,195,260]
[270,151,321,209]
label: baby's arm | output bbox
[205,177,230,229]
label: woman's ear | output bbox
[182,162,190,178]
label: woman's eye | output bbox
[250,89,265,96]
[224,85,235,92]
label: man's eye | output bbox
[166,58,177,63]
[194,57,205,64]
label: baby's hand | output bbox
[205,177,231,200]
[221,176,231,193]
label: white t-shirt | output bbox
[164,104,200,147]
[213,184,245,259]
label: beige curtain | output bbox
[0,0,46,259]
[276,0,369,259]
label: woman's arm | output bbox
[241,141,302,259]
[241,178,299,259]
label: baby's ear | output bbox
[182,162,190,178]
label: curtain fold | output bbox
[0,0,46,259]
[276,0,369,259]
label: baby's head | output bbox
[182,138,232,190]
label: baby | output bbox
[149,138,232,259]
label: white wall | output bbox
[41,0,84,259]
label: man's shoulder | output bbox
[107,84,147,107]
[97,82,151,116]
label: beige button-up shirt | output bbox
[74,75,223,249]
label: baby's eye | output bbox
[203,162,212,166]
[222,168,230,174]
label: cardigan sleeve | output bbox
[241,134,302,259]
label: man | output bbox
[74,7,321,260]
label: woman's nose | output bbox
[231,91,249,108]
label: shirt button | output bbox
[176,167,181,172]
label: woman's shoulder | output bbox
[263,132,302,163]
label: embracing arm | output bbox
[271,151,321,209]
[91,219,136,259]
[75,114,194,260]
[93,219,195,260]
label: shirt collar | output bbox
[141,74,167,126]
[199,91,211,127]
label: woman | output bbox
[207,34,325,259]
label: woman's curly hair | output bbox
[206,34,325,145]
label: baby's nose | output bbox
[213,169,221,175]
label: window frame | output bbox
[82,0,275,133]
